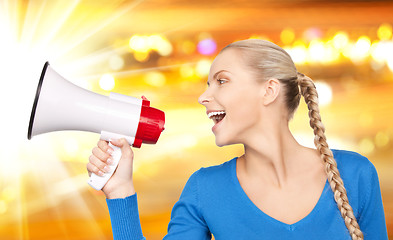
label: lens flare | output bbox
[314,81,333,106]
[377,23,393,40]
[332,31,349,50]
[99,74,115,91]
[197,38,217,55]
[280,28,295,45]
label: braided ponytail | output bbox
[297,72,364,240]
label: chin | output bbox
[214,135,227,147]
[214,134,238,147]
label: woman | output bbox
[87,39,388,240]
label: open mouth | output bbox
[208,111,226,124]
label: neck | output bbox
[240,121,303,188]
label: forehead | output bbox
[209,49,245,78]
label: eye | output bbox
[217,79,227,85]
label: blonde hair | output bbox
[221,39,363,239]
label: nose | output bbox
[198,89,213,106]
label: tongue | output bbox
[217,114,225,123]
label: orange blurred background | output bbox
[0,0,392,239]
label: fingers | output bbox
[87,138,133,179]
[87,154,111,176]
[97,140,114,155]
[92,146,113,164]
[86,161,103,177]
[110,138,134,159]
[87,142,113,177]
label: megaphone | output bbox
[28,62,165,190]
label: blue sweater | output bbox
[106,150,388,239]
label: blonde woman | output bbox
[87,39,388,240]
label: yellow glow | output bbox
[356,36,371,52]
[181,40,196,54]
[137,161,160,177]
[387,56,393,72]
[377,23,393,40]
[99,73,116,91]
[2,187,16,202]
[0,200,7,214]
[248,34,270,41]
[148,35,163,50]
[109,54,124,70]
[371,41,385,62]
[308,39,326,62]
[179,134,198,148]
[375,131,390,148]
[64,137,79,157]
[134,51,150,62]
[285,40,308,64]
[129,35,150,53]
[314,81,333,106]
[324,40,340,63]
[180,64,195,78]
[129,34,172,56]
[332,31,349,50]
[150,35,173,56]
[198,32,212,41]
[129,34,140,50]
[359,138,375,154]
[144,71,166,87]
[359,113,374,127]
[156,40,173,56]
[349,36,371,63]
[370,59,385,71]
[380,41,393,72]
[280,28,295,45]
[293,40,306,47]
[196,60,212,77]
[342,41,354,59]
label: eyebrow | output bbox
[207,70,230,85]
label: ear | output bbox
[262,78,280,106]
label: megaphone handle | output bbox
[87,142,121,190]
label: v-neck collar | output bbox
[230,155,331,231]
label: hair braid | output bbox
[297,72,364,240]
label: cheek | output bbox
[225,92,262,133]
[231,104,260,127]
[215,84,262,142]
[228,89,261,121]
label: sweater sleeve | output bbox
[106,193,146,240]
[164,170,211,240]
[357,161,388,240]
[105,170,211,240]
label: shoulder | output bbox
[198,157,236,176]
[331,149,377,178]
[331,149,381,212]
[186,157,237,190]
[330,150,387,230]
[332,149,369,165]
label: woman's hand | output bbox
[86,138,136,199]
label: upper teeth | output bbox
[208,111,226,119]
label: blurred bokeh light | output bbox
[0,0,392,239]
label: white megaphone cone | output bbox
[28,62,165,190]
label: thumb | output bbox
[110,138,129,147]
[110,138,133,157]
